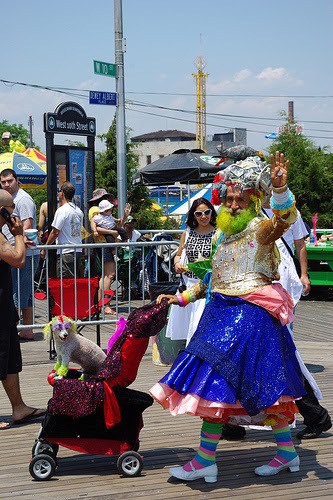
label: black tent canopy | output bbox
[133,150,231,186]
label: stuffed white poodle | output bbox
[44,315,106,379]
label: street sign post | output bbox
[93,60,116,77]
[89,91,117,106]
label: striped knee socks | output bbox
[269,422,298,467]
[183,420,223,471]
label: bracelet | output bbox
[270,190,295,211]
[176,290,191,307]
[272,184,288,193]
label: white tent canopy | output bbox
[168,184,213,216]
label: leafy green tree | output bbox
[25,188,47,221]
[65,140,85,147]
[0,120,31,153]
[268,118,333,228]
[95,115,176,230]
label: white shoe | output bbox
[255,455,300,476]
[169,461,218,483]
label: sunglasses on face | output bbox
[194,208,212,218]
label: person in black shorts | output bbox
[0,189,45,428]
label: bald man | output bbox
[0,190,45,428]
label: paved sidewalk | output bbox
[0,299,332,499]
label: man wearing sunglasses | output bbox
[152,152,307,482]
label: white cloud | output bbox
[206,66,303,93]
[256,67,287,82]
[255,67,303,87]
[234,69,252,82]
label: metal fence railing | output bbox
[14,235,181,333]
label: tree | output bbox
[268,119,333,228]
[95,116,176,230]
[0,120,31,153]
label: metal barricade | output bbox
[13,237,180,333]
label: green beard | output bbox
[217,203,257,235]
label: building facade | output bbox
[131,128,247,169]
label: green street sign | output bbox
[93,60,116,78]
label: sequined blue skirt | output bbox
[159,293,305,416]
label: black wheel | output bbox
[32,440,59,458]
[117,451,143,477]
[29,453,56,481]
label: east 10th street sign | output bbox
[93,60,116,77]
[89,91,117,106]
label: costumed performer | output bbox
[150,151,306,483]
[166,198,216,346]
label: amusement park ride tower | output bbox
[192,56,208,151]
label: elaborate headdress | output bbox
[211,155,271,206]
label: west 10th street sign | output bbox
[89,91,117,106]
[93,60,116,77]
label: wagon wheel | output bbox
[32,440,59,458]
[117,451,143,477]
[29,453,57,481]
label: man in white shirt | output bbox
[0,169,38,340]
[262,204,311,296]
[40,182,83,278]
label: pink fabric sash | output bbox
[242,283,295,326]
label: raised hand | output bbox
[124,203,132,217]
[270,151,289,188]
[156,294,179,305]
[9,215,24,237]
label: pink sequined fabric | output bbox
[48,379,105,418]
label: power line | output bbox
[3,79,333,99]
[128,100,333,133]
[127,91,333,99]
[126,106,333,140]
[1,78,333,138]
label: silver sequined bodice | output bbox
[211,217,280,295]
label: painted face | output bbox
[52,321,72,340]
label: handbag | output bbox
[149,281,180,301]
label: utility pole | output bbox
[28,115,33,148]
[288,101,294,123]
[114,0,127,216]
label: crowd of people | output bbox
[0,174,143,428]
[0,153,331,487]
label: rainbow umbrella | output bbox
[0,152,47,188]
[24,148,47,162]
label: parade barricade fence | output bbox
[14,233,181,336]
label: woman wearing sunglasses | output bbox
[166,198,217,347]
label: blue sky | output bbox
[1,0,332,155]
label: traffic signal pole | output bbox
[114,0,127,216]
